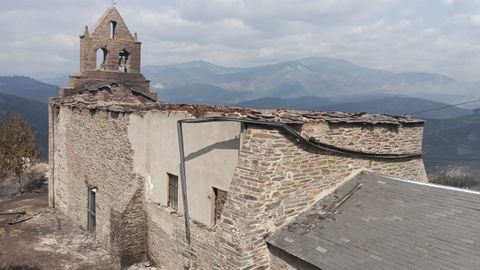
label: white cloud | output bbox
[52,34,78,49]
[1,0,480,81]
[469,13,480,26]
[443,0,455,6]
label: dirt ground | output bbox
[0,182,120,270]
[0,164,157,270]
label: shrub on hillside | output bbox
[0,113,40,193]
[430,173,480,188]
[23,169,46,192]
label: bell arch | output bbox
[96,48,107,70]
[118,49,129,73]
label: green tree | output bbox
[0,113,40,193]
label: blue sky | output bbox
[2,0,480,81]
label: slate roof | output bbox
[53,81,158,112]
[53,82,422,126]
[266,172,480,270]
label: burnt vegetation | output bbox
[0,114,41,193]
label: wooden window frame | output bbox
[167,173,179,210]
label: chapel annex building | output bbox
[48,7,480,270]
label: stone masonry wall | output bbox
[269,246,318,270]
[80,8,141,74]
[215,125,426,269]
[61,7,156,99]
[49,104,427,269]
[49,105,146,267]
[302,121,423,154]
[146,202,218,270]
[144,122,426,270]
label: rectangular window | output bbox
[87,188,96,233]
[213,187,227,225]
[168,174,179,210]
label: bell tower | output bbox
[60,6,156,100]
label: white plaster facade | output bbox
[128,111,242,226]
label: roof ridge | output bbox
[364,171,480,195]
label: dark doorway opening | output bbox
[87,187,96,233]
[110,21,117,39]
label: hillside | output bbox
[235,95,471,119]
[157,83,250,104]
[0,92,48,157]
[144,57,477,105]
[235,96,332,110]
[318,96,471,119]
[0,76,58,104]
[423,114,480,175]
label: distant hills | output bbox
[235,95,472,119]
[0,76,58,104]
[158,83,250,105]
[423,114,480,175]
[319,96,472,120]
[0,76,56,157]
[235,96,332,110]
[144,57,479,106]
[0,92,48,157]
[1,57,480,172]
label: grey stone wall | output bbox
[269,246,317,270]
[60,7,156,100]
[144,123,426,270]
[146,202,217,270]
[49,105,146,266]
[302,122,423,155]
[80,7,140,74]
[215,125,426,269]
[50,104,427,269]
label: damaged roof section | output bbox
[156,104,422,126]
[266,172,480,270]
[52,82,422,126]
[52,82,158,112]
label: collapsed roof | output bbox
[52,81,423,126]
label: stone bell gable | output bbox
[59,7,156,100]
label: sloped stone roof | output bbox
[52,82,422,126]
[267,172,480,270]
[53,81,158,112]
[157,104,422,125]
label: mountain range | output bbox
[1,56,479,173]
[142,57,480,107]
[235,95,472,119]
[0,92,48,157]
[0,76,58,104]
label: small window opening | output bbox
[213,187,227,225]
[96,48,107,70]
[118,50,129,73]
[110,21,117,39]
[87,187,96,233]
[168,174,179,210]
